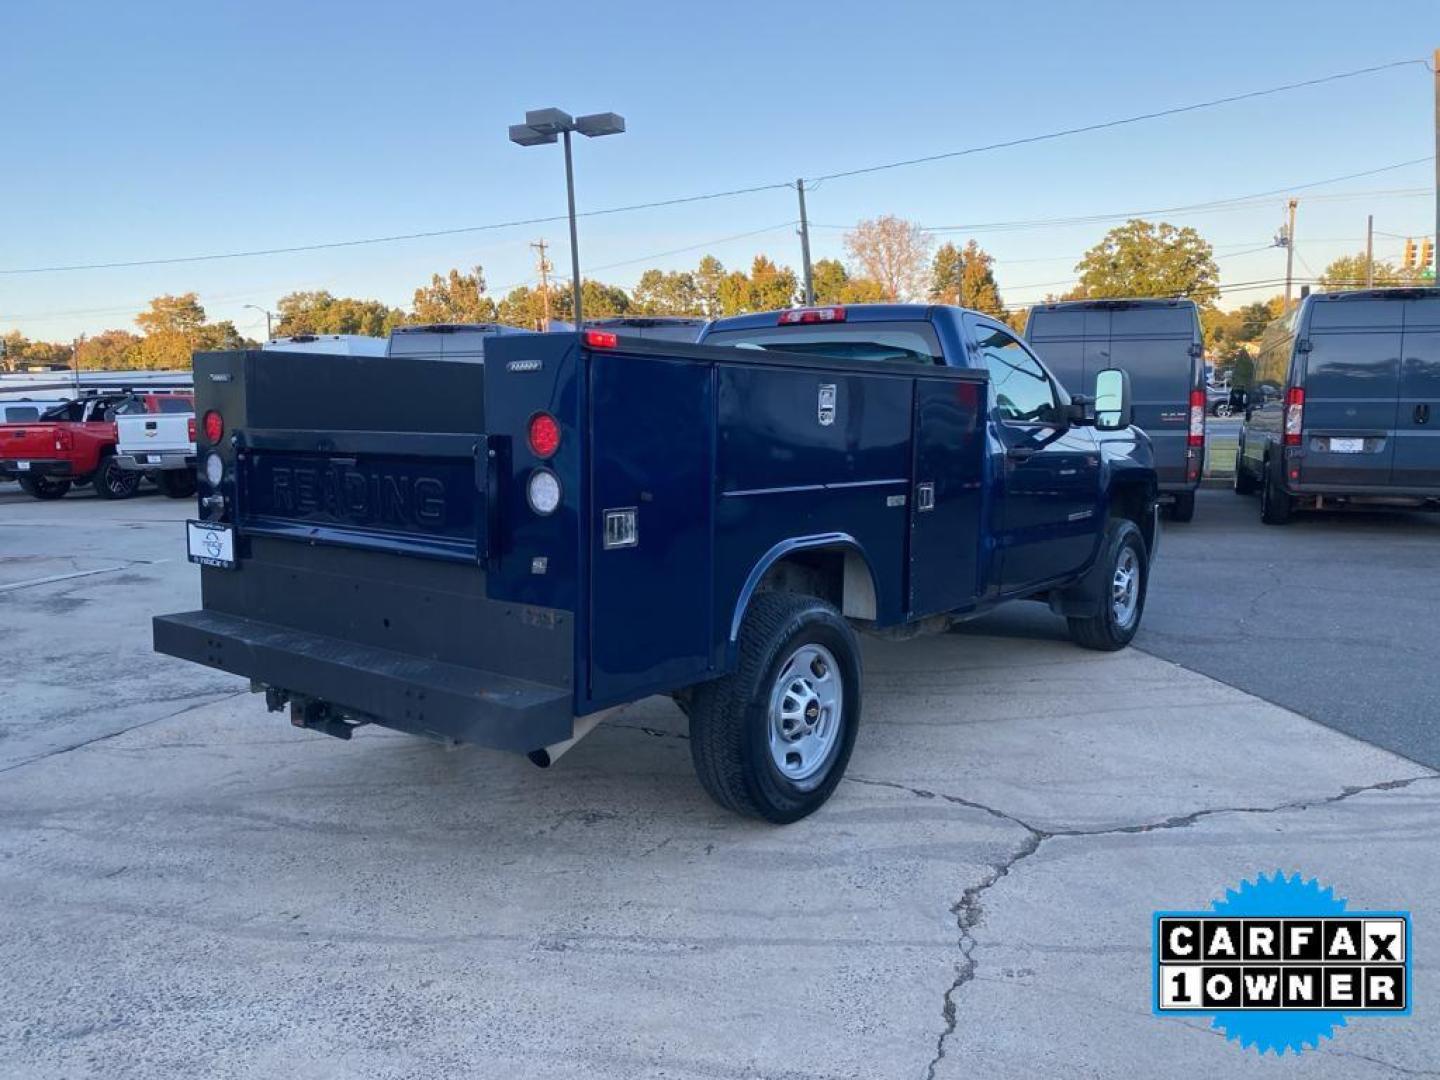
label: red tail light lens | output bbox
[54,429,73,452]
[187,417,197,442]
[584,329,619,349]
[779,306,846,325]
[1187,389,1205,448]
[527,412,561,458]
[1284,387,1305,446]
[203,410,224,444]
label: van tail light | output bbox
[1284,387,1305,446]
[1187,390,1205,448]
[54,429,73,452]
[187,417,197,443]
[203,410,224,444]
[779,306,846,325]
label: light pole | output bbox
[243,304,274,341]
[509,108,625,329]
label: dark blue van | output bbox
[1236,288,1440,523]
[1027,299,1206,521]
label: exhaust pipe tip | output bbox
[525,710,610,770]
[527,748,554,769]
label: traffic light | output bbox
[1421,238,1434,271]
[1403,238,1416,270]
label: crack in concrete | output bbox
[849,772,1440,1080]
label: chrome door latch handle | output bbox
[917,482,935,512]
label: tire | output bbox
[688,592,861,823]
[18,476,72,500]
[158,470,197,499]
[1165,492,1196,523]
[92,455,141,500]
[1212,402,1234,418]
[1067,519,1148,652]
[1260,456,1294,525]
[1233,456,1260,495]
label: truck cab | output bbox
[155,306,1156,822]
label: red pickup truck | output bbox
[0,391,192,500]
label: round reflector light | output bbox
[527,468,561,515]
[527,412,561,458]
[203,410,224,444]
[204,452,224,487]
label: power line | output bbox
[805,60,1430,183]
[2,59,1429,277]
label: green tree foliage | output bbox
[75,330,143,370]
[929,240,1005,316]
[695,255,727,317]
[2,331,73,370]
[276,290,405,337]
[811,258,888,305]
[1072,219,1219,304]
[711,255,800,315]
[843,215,933,301]
[580,280,632,319]
[1319,252,1423,291]
[497,285,564,329]
[128,293,245,370]
[411,267,498,324]
[632,269,699,315]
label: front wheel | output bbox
[688,592,861,823]
[1068,519,1148,652]
[93,456,141,500]
[18,475,72,500]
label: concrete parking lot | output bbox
[2,483,1438,1078]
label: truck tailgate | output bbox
[1,424,63,460]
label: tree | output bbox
[1,332,72,370]
[75,330,142,370]
[411,267,498,324]
[497,284,567,329]
[747,255,799,311]
[128,293,246,370]
[1319,252,1423,291]
[930,240,1005,316]
[843,215,933,301]
[695,255,727,317]
[1072,219,1219,304]
[812,258,888,305]
[580,279,632,319]
[632,269,699,315]
[275,291,403,337]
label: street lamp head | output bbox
[575,112,625,138]
[509,123,558,147]
[524,108,574,135]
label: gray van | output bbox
[1027,299,1205,521]
[1235,288,1440,524]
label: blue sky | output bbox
[2,0,1437,342]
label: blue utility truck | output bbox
[154,305,1158,822]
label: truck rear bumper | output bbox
[153,609,575,752]
[115,451,194,471]
[0,459,73,480]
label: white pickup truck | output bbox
[114,393,197,498]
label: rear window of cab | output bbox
[703,321,944,365]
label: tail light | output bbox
[1187,390,1205,448]
[187,417,197,443]
[54,429,73,452]
[584,329,618,349]
[527,412,561,458]
[1284,387,1305,446]
[779,306,845,325]
[202,410,224,444]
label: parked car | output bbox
[1236,288,1440,523]
[0,391,191,500]
[113,393,197,498]
[1,398,66,425]
[1026,298,1205,522]
[1207,383,1239,418]
[154,305,1158,822]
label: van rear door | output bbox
[1393,295,1440,492]
[1301,296,1402,488]
[1102,305,1199,489]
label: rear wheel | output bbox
[688,592,861,823]
[158,470,197,499]
[1165,492,1195,523]
[1233,455,1260,495]
[1068,519,1147,652]
[92,456,140,500]
[1260,456,1294,525]
[1212,402,1234,418]
[18,476,72,500]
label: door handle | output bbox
[1006,447,1037,461]
[1415,403,1431,425]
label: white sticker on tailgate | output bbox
[186,521,235,568]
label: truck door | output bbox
[1302,297,1401,488]
[971,319,1098,591]
[908,376,985,616]
[1393,295,1440,492]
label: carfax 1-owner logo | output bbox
[1153,872,1411,1055]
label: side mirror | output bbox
[1093,368,1132,431]
[1066,393,1092,426]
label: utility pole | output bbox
[1366,214,1374,288]
[796,178,815,305]
[1283,198,1298,312]
[531,239,553,329]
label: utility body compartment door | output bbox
[908,378,986,616]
